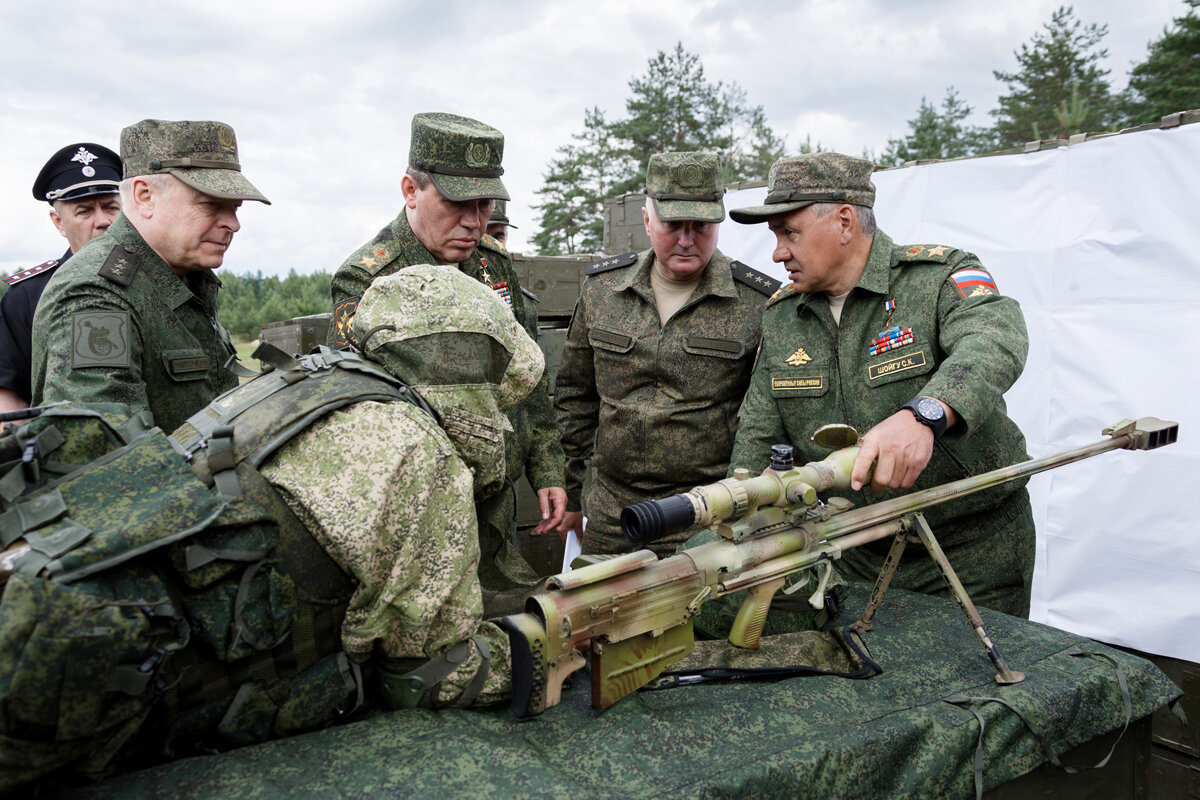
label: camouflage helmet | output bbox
[729,152,875,223]
[121,119,270,204]
[409,113,509,203]
[351,265,543,496]
[646,151,725,223]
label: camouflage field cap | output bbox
[729,153,875,223]
[488,199,517,229]
[646,151,725,223]
[409,113,509,203]
[120,119,270,204]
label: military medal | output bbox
[883,298,896,326]
[492,281,513,308]
[868,325,913,356]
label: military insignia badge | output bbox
[374,247,388,260]
[868,325,914,356]
[950,268,1000,299]
[71,146,97,166]
[333,300,357,347]
[358,255,378,268]
[927,245,949,257]
[71,311,131,368]
[465,142,490,168]
[785,347,812,366]
[906,245,926,258]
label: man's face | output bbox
[50,194,122,253]
[145,178,242,275]
[486,223,508,246]
[405,178,494,264]
[768,206,849,294]
[643,207,719,281]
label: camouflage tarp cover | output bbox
[73,583,1179,799]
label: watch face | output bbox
[917,397,944,421]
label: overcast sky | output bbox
[0,0,1188,279]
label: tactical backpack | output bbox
[0,347,434,794]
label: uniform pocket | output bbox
[162,348,211,382]
[683,335,744,360]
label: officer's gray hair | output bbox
[406,167,432,189]
[809,202,877,236]
[119,173,176,206]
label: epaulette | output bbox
[478,234,508,255]
[766,282,799,308]
[587,252,637,276]
[521,287,540,303]
[897,244,958,263]
[480,233,508,254]
[4,259,58,286]
[98,245,139,287]
[731,261,781,296]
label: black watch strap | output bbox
[902,396,948,439]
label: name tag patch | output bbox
[868,351,927,381]
[772,376,823,391]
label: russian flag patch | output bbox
[950,268,1000,299]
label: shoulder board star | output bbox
[98,245,139,287]
[4,259,59,286]
[766,283,798,307]
[587,252,637,276]
[926,245,950,257]
[730,260,782,296]
[358,255,378,269]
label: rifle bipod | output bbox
[850,512,1025,685]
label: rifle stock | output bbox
[501,417,1178,718]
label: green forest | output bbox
[3,1,1197,337]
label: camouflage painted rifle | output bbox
[501,417,1178,718]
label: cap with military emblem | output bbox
[488,199,517,229]
[409,112,509,203]
[646,151,725,223]
[730,153,876,223]
[32,143,121,203]
[120,119,270,204]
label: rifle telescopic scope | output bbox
[621,494,697,546]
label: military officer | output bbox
[328,113,566,612]
[554,151,779,557]
[727,152,1035,617]
[0,143,122,413]
[486,199,516,246]
[31,119,269,433]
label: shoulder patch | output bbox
[898,243,956,263]
[71,310,131,368]
[520,287,540,303]
[766,283,799,308]
[949,268,1001,299]
[98,245,139,287]
[4,259,58,286]
[730,261,781,296]
[587,252,637,276]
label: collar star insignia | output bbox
[785,347,812,366]
[927,245,949,257]
[71,146,98,166]
[359,255,378,268]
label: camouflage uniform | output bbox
[30,120,269,433]
[31,214,238,433]
[328,114,563,599]
[261,266,546,705]
[728,154,1034,617]
[555,152,778,557]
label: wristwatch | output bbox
[902,396,948,439]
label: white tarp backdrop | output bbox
[718,122,1200,662]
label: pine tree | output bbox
[991,6,1115,145]
[882,88,992,165]
[1121,0,1200,125]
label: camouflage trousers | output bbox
[837,488,1035,618]
[475,479,541,617]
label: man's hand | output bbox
[555,510,585,544]
[851,400,957,492]
[534,487,567,535]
